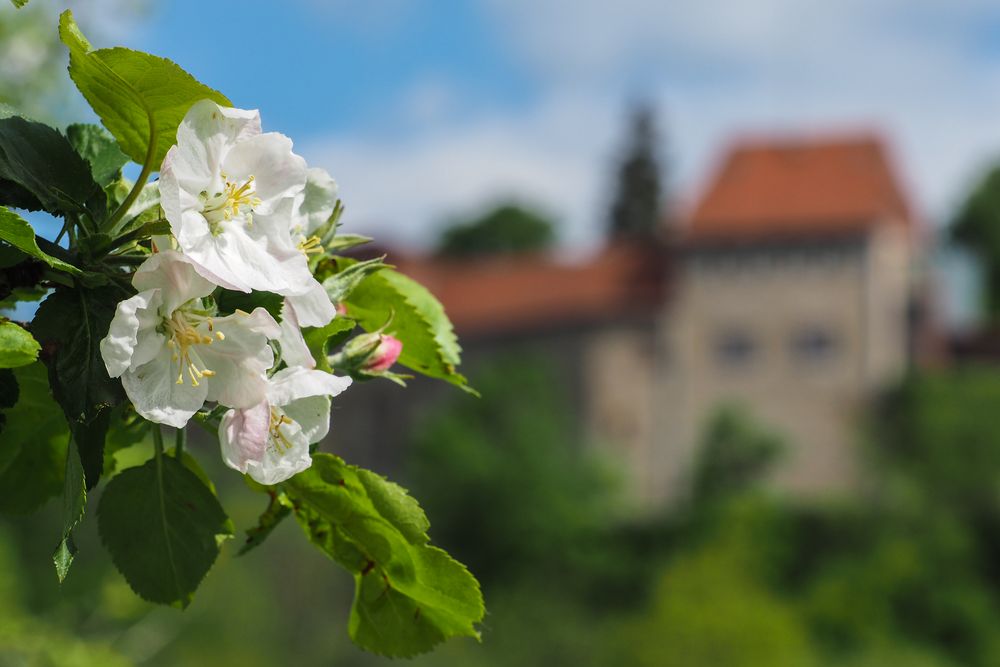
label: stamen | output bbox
[297,235,325,256]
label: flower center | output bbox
[201,174,262,234]
[165,311,223,386]
[269,406,295,454]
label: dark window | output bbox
[715,329,757,367]
[791,327,837,362]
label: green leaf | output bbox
[0,207,87,277]
[285,454,484,657]
[321,256,387,305]
[0,320,39,368]
[97,454,233,607]
[10,0,28,7]
[72,408,110,490]
[65,123,129,187]
[215,289,283,319]
[238,492,292,557]
[0,363,69,514]
[302,317,356,373]
[59,10,231,168]
[326,233,372,252]
[0,115,106,222]
[32,286,128,423]
[53,437,87,582]
[345,267,476,394]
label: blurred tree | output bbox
[691,405,785,506]
[405,354,619,589]
[436,204,556,257]
[951,165,1000,321]
[608,103,664,239]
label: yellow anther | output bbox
[297,235,324,256]
[215,331,225,341]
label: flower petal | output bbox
[133,250,216,313]
[278,300,315,369]
[285,279,336,328]
[267,366,352,406]
[218,401,269,475]
[298,167,339,235]
[201,307,279,409]
[282,395,332,445]
[247,415,312,485]
[221,132,307,212]
[100,289,160,378]
[122,348,208,428]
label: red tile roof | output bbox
[687,134,914,240]
[386,242,668,337]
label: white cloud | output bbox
[302,0,1000,253]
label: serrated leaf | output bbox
[345,266,475,394]
[98,454,232,607]
[286,454,484,657]
[53,436,86,582]
[60,10,231,168]
[0,112,106,223]
[66,123,129,187]
[0,363,69,514]
[0,319,39,368]
[32,286,128,423]
[72,407,110,490]
[0,207,85,276]
[303,317,356,373]
[238,492,291,556]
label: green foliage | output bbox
[691,405,785,505]
[66,123,130,187]
[407,356,619,588]
[320,255,386,304]
[98,452,233,607]
[32,285,128,423]
[0,319,39,367]
[608,103,664,238]
[0,363,69,514]
[237,491,291,556]
[346,266,474,393]
[53,437,87,582]
[437,203,555,257]
[0,207,86,276]
[0,114,106,223]
[302,316,356,372]
[215,289,284,319]
[59,10,231,168]
[285,453,484,657]
[951,164,1000,321]
[620,542,818,667]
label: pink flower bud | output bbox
[335,302,349,316]
[363,334,402,372]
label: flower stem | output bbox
[105,147,156,237]
[152,423,164,462]
[175,427,186,460]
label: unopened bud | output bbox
[363,334,402,372]
[335,302,348,316]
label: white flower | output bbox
[284,167,340,327]
[100,251,281,428]
[218,367,352,484]
[159,99,314,297]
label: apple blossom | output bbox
[99,251,281,428]
[159,99,315,298]
[219,366,352,484]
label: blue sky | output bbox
[65,0,1000,268]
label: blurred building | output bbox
[659,134,920,502]
[336,133,924,508]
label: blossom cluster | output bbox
[99,100,357,485]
